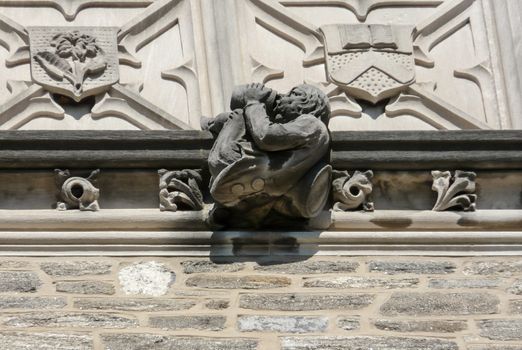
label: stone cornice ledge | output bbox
[0,209,520,256]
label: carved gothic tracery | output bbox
[158,169,204,212]
[431,170,477,212]
[205,83,331,228]
[55,169,100,211]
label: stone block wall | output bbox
[0,256,522,349]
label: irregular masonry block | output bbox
[373,319,467,333]
[101,334,258,350]
[1,312,138,328]
[240,293,374,311]
[254,261,359,274]
[74,298,196,311]
[181,260,245,274]
[303,276,419,289]
[205,299,230,310]
[429,279,501,289]
[368,261,456,274]
[0,296,66,310]
[380,292,499,316]
[41,261,111,277]
[464,261,522,276]
[478,319,522,341]
[0,332,93,350]
[0,271,41,293]
[336,317,360,331]
[186,275,291,289]
[55,281,115,295]
[149,315,226,331]
[280,336,458,350]
[238,315,328,333]
[119,261,175,297]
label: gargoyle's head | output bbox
[272,84,330,124]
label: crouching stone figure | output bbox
[204,83,331,228]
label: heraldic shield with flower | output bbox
[320,24,415,104]
[29,27,119,102]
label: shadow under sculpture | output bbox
[204,83,331,229]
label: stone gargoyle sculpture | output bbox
[203,83,331,228]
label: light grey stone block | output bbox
[0,261,30,269]
[468,346,522,350]
[0,332,93,350]
[238,315,328,333]
[101,334,258,350]
[280,336,458,349]
[464,261,522,276]
[41,261,111,277]
[118,261,175,297]
[336,317,360,331]
[254,261,358,274]
[373,319,467,333]
[429,278,501,289]
[0,296,66,309]
[149,315,226,331]
[303,276,419,289]
[508,279,522,295]
[1,312,137,328]
[205,299,230,310]
[181,260,245,274]
[55,281,115,295]
[186,275,291,289]
[0,271,41,293]
[240,293,374,311]
[509,300,522,314]
[74,298,196,311]
[478,319,522,341]
[380,292,499,316]
[368,261,456,274]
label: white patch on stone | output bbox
[118,261,175,297]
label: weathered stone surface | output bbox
[0,332,93,350]
[478,319,522,340]
[0,296,66,309]
[429,278,501,289]
[118,261,175,297]
[181,260,245,274]
[186,275,291,289]
[0,261,30,269]
[508,279,522,295]
[101,334,258,350]
[0,271,41,293]
[254,261,359,274]
[280,336,458,349]
[380,292,499,316]
[238,315,328,333]
[373,319,467,333]
[468,346,522,350]
[1,312,137,328]
[303,276,419,289]
[240,293,374,311]
[368,261,456,274]
[464,261,522,276]
[150,315,226,331]
[336,317,360,331]
[74,298,196,311]
[55,281,115,295]
[205,299,230,310]
[41,261,111,276]
[509,300,522,314]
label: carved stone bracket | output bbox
[332,170,374,212]
[158,169,204,212]
[431,170,477,212]
[55,169,100,211]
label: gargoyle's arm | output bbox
[244,102,318,152]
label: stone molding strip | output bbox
[0,130,520,169]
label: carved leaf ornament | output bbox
[431,170,477,211]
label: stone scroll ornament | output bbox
[158,169,204,212]
[431,170,477,211]
[28,27,119,101]
[320,24,415,104]
[55,169,100,211]
[332,170,374,211]
[203,83,331,228]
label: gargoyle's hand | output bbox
[231,83,273,109]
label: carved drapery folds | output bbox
[204,83,331,228]
[332,170,374,212]
[29,27,118,102]
[158,169,204,212]
[431,170,477,211]
[55,169,100,211]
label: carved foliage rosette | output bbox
[29,27,119,101]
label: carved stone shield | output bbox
[29,27,119,102]
[320,24,415,104]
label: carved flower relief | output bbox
[33,31,107,96]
